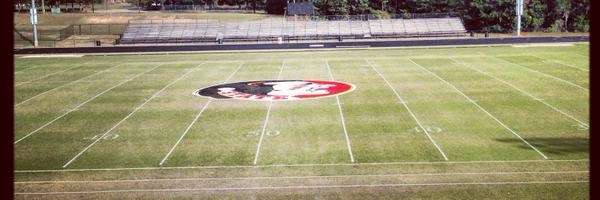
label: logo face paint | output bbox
[194,80,355,101]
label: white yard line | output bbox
[364,58,449,161]
[14,180,588,195]
[14,64,163,145]
[325,60,355,163]
[253,61,286,165]
[159,62,245,166]
[62,63,207,168]
[450,58,588,128]
[408,59,549,160]
[15,170,588,184]
[15,63,87,87]
[491,56,588,92]
[14,159,588,173]
[15,64,124,107]
[530,55,589,72]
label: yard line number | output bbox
[410,126,443,134]
[246,129,281,137]
[83,134,119,141]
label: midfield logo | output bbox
[194,80,355,101]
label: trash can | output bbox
[338,35,343,42]
[95,40,101,46]
[484,32,489,38]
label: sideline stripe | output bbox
[450,58,589,128]
[159,62,245,166]
[14,64,163,144]
[492,56,588,92]
[530,55,588,72]
[15,63,87,87]
[15,170,588,184]
[14,180,588,195]
[14,159,588,173]
[365,58,449,161]
[62,63,207,168]
[253,60,286,165]
[15,64,124,107]
[408,59,549,160]
[325,60,355,163]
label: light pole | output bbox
[516,0,523,36]
[30,0,39,47]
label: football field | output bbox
[14,43,589,199]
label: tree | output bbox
[264,0,285,14]
[466,0,515,32]
[568,0,589,31]
[348,0,369,15]
[327,0,349,15]
[522,0,546,31]
[556,0,571,31]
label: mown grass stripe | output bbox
[15,64,124,107]
[159,62,245,166]
[253,60,286,165]
[365,58,449,161]
[62,63,207,168]
[14,159,588,173]
[530,55,588,72]
[14,180,589,195]
[15,63,88,87]
[14,64,163,144]
[408,59,549,160]
[491,56,588,92]
[449,57,588,128]
[15,170,588,184]
[325,60,355,163]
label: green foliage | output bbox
[572,15,589,32]
[348,0,370,15]
[522,0,546,31]
[466,0,515,32]
[369,9,390,19]
[313,0,349,15]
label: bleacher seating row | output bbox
[119,17,467,44]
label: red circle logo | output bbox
[194,80,355,101]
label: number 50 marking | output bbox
[246,129,281,137]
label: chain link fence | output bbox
[15,24,127,48]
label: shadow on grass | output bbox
[496,137,589,156]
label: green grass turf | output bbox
[14,43,589,199]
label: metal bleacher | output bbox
[118,14,468,44]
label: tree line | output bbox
[15,0,589,32]
[266,0,589,32]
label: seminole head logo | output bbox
[194,80,355,101]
